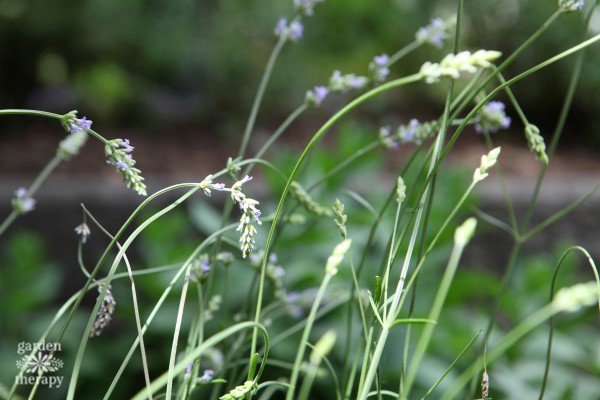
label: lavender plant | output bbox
[3,0,600,400]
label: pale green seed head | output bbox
[553,281,599,312]
[325,239,352,276]
[396,176,406,204]
[454,217,477,247]
[310,330,337,364]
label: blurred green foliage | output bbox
[1,0,599,145]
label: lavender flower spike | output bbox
[274,18,287,37]
[374,54,389,66]
[329,70,369,92]
[294,0,324,16]
[12,187,36,214]
[104,138,147,196]
[230,175,262,258]
[378,126,398,150]
[68,116,93,134]
[305,85,329,107]
[75,223,91,244]
[416,17,455,48]
[475,101,511,133]
[274,18,303,42]
[369,53,390,82]
[200,174,226,197]
[559,0,584,12]
[289,20,304,41]
[199,369,214,383]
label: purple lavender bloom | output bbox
[274,266,285,277]
[349,76,368,89]
[115,160,129,171]
[15,187,27,198]
[475,101,511,133]
[22,198,36,212]
[290,307,303,318]
[185,362,194,375]
[314,86,328,105]
[274,18,287,37]
[306,86,329,107]
[416,17,449,48]
[375,67,390,81]
[13,187,36,213]
[430,32,443,48]
[121,139,134,152]
[200,259,211,273]
[431,17,444,28]
[289,20,304,41]
[560,0,584,11]
[401,119,420,142]
[199,369,214,383]
[286,291,301,302]
[379,126,398,150]
[486,101,505,112]
[254,210,261,218]
[68,116,93,134]
[294,0,324,16]
[68,122,82,134]
[76,117,93,131]
[213,183,226,191]
[374,54,389,67]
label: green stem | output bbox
[387,40,421,66]
[0,154,63,237]
[307,140,380,191]
[285,274,333,400]
[441,305,556,400]
[166,265,193,400]
[238,37,286,159]
[539,246,600,399]
[522,181,600,242]
[244,104,307,177]
[482,131,519,238]
[421,330,482,400]
[0,211,18,237]
[0,109,62,119]
[402,238,468,397]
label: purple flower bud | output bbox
[314,86,328,105]
[199,369,214,383]
[201,261,211,273]
[290,307,303,318]
[76,117,93,131]
[122,139,134,152]
[115,160,129,171]
[274,18,287,37]
[373,54,389,67]
[286,291,301,302]
[185,363,194,375]
[289,20,303,41]
[402,119,420,142]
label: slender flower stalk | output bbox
[285,239,351,400]
[401,219,477,397]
